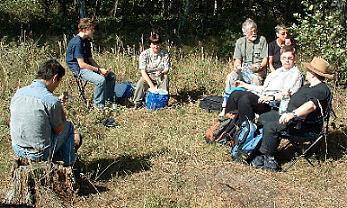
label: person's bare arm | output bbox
[234,59,242,71]
[279,101,317,124]
[141,70,155,89]
[77,57,109,76]
[252,56,268,73]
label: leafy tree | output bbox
[291,0,347,82]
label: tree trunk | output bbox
[113,0,119,17]
[80,0,87,18]
[3,159,79,207]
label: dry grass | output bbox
[0,38,347,207]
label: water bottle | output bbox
[279,94,290,114]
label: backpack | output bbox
[230,120,263,163]
[199,96,224,112]
[115,82,134,104]
[200,88,245,113]
[205,113,239,146]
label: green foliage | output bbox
[0,0,45,25]
[291,0,347,80]
[0,37,347,208]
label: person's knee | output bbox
[238,94,252,106]
[96,76,106,87]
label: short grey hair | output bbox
[242,18,257,35]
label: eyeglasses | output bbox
[279,32,288,35]
[281,56,294,61]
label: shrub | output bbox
[291,0,347,82]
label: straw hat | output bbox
[303,57,334,79]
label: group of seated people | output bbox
[222,18,334,171]
[10,18,171,168]
[65,18,171,109]
[9,17,334,174]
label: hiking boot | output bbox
[263,155,280,172]
[250,155,265,168]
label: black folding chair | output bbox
[74,72,89,106]
[280,94,335,170]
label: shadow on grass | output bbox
[277,127,347,165]
[77,149,165,196]
[170,87,206,105]
[85,148,167,180]
[0,203,33,208]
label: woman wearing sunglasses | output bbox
[268,25,295,72]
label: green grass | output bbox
[1,39,347,207]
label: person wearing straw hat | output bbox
[250,57,334,171]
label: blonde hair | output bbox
[275,24,288,33]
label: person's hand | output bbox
[155,69,163,76]
[281,89,291,99]
[251,64,260,72]
[234,80,245,88]
[258,96,272,104]
[99,68,110,76]
[149,85,157,91]
[285,39,292,46]
[279,112,295,125]
[234,64,242,72]
[59,92,71,103]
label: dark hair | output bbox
[280,45,295,56]
[148,33,161,44]
[36,59,65,81]
[78,18,96,31]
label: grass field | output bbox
[0,38,347,208]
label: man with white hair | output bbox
[225,18,268,91]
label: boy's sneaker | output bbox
[94,104,105,110]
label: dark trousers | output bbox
[257,111,286,156]
[258,110,322,156]
[225,90,271,124]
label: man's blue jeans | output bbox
[13,121,76,166]
[79,69,116,106]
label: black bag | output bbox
[199,96,224,112]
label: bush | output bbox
[291,0,347,82]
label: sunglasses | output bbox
[279,32,288,35]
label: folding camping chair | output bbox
[280,94,335,171]
[74,72,89,105]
